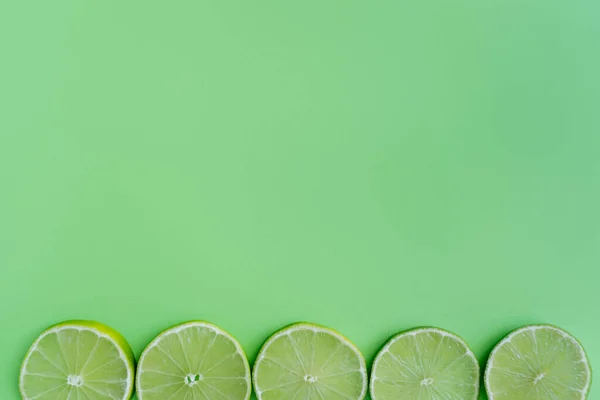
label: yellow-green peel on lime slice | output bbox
[370,327,479,400]
[485,324,591,400]
[19,320,135,400]
[253,322,368,400]
[136,321,251,400]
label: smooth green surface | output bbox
[136,322,251,400]
[253,323,367,400]
[371,328,479,399]
[485,325,591,399]
[1,1,599,399]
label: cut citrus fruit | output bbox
[253,322,367,400]
[136,321,251,400]
[485,324,591,399]
[370,327,479,400]
[19,320,135,400]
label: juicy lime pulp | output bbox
[370,327,479,400]
[19,320,135,400]
[485,325,591,400]
[253,323,368,400]
[136,321,251,400]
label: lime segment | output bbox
[136,321,251,400]
[370,327,479,400]
[485,325,591,400]
[19,320,135,400]
[253,323,367,400]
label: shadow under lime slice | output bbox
[253,323,367,400]
[136,321,251,400]
[19,320,135,400]
[370,327,479,400]
[485,325,591,400]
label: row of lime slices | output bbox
[19,320,591,400]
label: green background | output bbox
[1,0,599,398]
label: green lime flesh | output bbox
[136,321,251,400]
[19,320,135,400]
[485,325,591,400]
[370,328,479,400]
[253,323,367,400]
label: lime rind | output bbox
[136,320,251,400]
[484,324,592,400]
[253,322,368,400]
[370,327,480,400]
[19,320,135,400]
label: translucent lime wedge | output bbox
[19,320,135,400]
[370,327,479,400]
[136,321,251,400]
[485,325,591,400]
[253,323,367,400]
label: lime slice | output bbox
[370,327,479,400]
[485,324,591,399]
[253,322,367,400]
[136,321,251,400]
[19,320,135,400]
